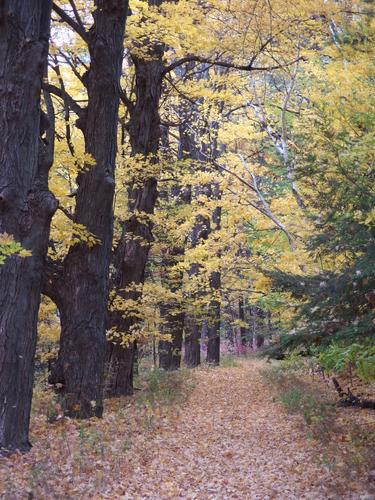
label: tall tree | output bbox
[206,184,222,365]
[0,1,56,453]
[158,119,192,371]
[106,6,165,395]
[45,0,128,417]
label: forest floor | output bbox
[0,358,374,499]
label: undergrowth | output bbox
[219,354,239,368]
[261,362,336,442]
[136,366,195,409]
[260,356,375,486]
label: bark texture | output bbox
[158,243,185,371]
[48,0,128,418]
[157,126,191,371]
[239,297,248,345]
[182,107,222,367]
[0,1,56,453]
[206,184,221,365]
[106,44,164,396]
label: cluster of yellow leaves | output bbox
[0,233,31,265]
[46,0,369,340]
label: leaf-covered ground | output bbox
[1,359,374,499]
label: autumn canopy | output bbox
[0,1,374,493]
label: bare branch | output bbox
[238,155,296,250]
[56,49,87,86]
[68,0,86,33]
[163,55,305,77]
[58,205,74,221]
[43,83,84,118]
[52,2,89,43]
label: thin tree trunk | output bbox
[48,1,128,417]
[159,307,185,370]
[206,191,222,365]
[158,244,185,371]
[158,127,190,371]
[184,305,202,368]
[239,297,247,345]
[206,270,221,364]
[181,115,209,369]
[0,1,56,453]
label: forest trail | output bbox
[114,360,334,499]
[0,359,373,499]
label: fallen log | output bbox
[332,377,375,410]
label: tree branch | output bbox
[162,54,305,77]
[42,257,65,307]
[238,155,296,251]
[52,2,89,43]
[43,82,84,118]
[68,0,86,34]
[58,205,74,221]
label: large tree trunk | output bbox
[48,1,128,418]
[106,51,164,396]
[0,1,56,453]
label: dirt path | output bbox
[111,360,338,499]
[0,360,372,499]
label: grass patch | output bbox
[261,363,336,442]
[260,358,375,491]
[220,354,240,368]
[136,367,195,410]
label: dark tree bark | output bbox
[251,307,265,349]
[47,0,128,418]
[183,158,210,367]
[183,208,208,367]
[0,1,56,453]
[184,294,202,368]
[239,296,248,345]
[157,125,191,371]
[181,100,223,367]
[206,270,221,364]
[106,46,164,396]
[159,296,185,371]
[184,212,209,368]
[158,238,186,371]
[206,184,221,365]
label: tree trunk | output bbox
[251,307,265,349]
[158,238,186,371]
[206,270,221,364]
[48,1,128,417]
[0,1,56,453]
[157,131,190,371]
[159,306,185,371]
[239,296,247,345]
[105,50,164,396]
[184,310,202,368]
[206,183,221,365]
